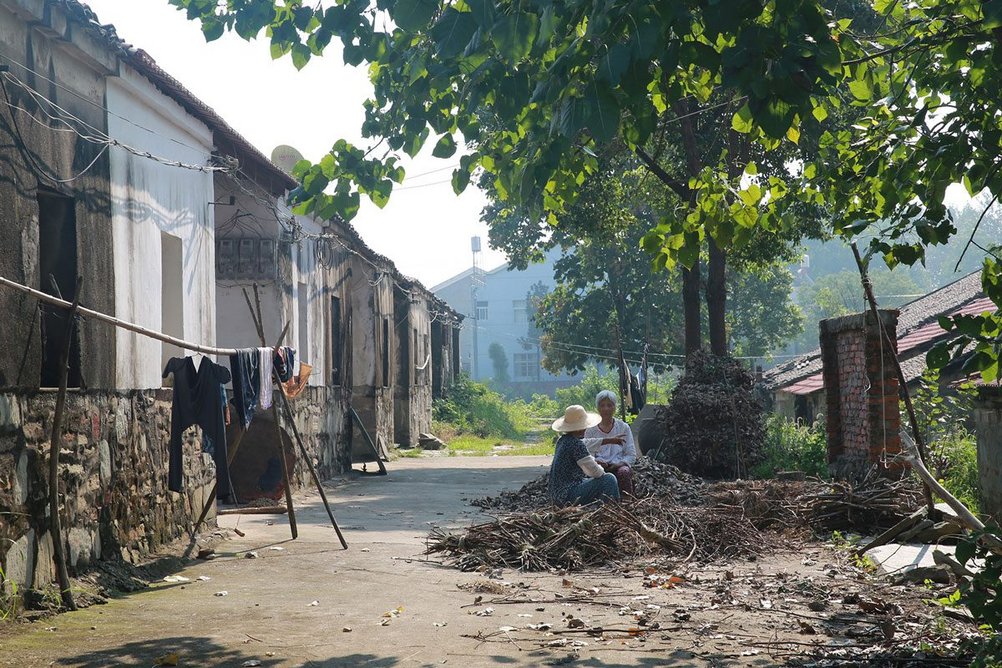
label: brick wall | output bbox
[819,310,902,479]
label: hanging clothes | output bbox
[282,362,312,399]
[258,347,275,410]
[229,349,260,429]
[274,346,296,383]
[163,356,232,498]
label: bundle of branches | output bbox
[800,470,924,533]
[471,459,706,513]
[704,479,819,530]
[428,498,764,572]
[651,352,766,479]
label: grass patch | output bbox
[446,429,555,457]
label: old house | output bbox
[0,0,221,590]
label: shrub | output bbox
[434,375,533,439]
[554,365,675,413]
[931,429,980,515]
[752,415,829,479]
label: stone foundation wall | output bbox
[819,310,902,479]
[0,390,215,592]
[0,385,350,594]
[281,385,351,484]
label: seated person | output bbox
[548,405,620,506]
[583,390,637,497]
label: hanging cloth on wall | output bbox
[229,349,260,429]
[163,356,233,498]
[258,346,275,410]
[282,362,313,399]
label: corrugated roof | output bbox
[764,269,986,391]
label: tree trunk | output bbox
[682,265,702,356]
[707,238,727,355]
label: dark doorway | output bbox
[38,191,80,388]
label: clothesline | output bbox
[0,273,239,356]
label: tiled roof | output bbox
[765,270,986,392]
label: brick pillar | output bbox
[819,309,901,480]
[974,387,1002,524]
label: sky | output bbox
[84,0,509,288]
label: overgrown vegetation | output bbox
[751,415,829,479]
[949,530,1002,667]
[553,365,674,411]
[910,370,980,515]
[432,376,556,456]
[0,563,19,621]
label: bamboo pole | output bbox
[0,273,237,356]
[47,276,81,611]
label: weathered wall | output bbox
[819,310,902,479]
[107,68,216,389]
[393,285,433,447]
[349,253,395,458]
[0,389,215,592]
[974,387,1002,525]
[0,1,116,390]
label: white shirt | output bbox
[583,418,637,467]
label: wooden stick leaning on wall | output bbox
[850,242,935,514]
[244,286,298,541]
[47,275,82,611]
[245,285,349,549]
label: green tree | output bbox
[487,342,509,383]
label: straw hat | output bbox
[551,405,601,433]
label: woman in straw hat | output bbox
[548,405,621,506]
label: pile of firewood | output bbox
[429,497,766,572]
[650,353,766,478]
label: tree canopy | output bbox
[170,0,1002,380]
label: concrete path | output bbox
[2,457,562,667]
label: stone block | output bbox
[4,530,34,590]
[98,439,111,485]
[34,531,54,588]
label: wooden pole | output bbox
[850,243,935,514]
[350,406,387,476]
[248,285,298,540]
[47,276,81,611]
[279,390,348,548]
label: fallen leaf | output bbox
[759,598,773,609]
[562,578,574,588]
[162,576,190,583]
[308,601,319,607]
[342,627,352,633]
[214,591,228,597]
[241,661,262,667]
[153,654,179,667]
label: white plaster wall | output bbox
[107,68,215,389]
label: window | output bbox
[513,352,539,380]
[161,232,184,372]
[38,192,80,387]
[513,299,527,324]
[475,300,488,320]
[330,296,342,386]
[381,318,390,387]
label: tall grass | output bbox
[751,415,829,479]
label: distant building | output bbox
[432,247,576,395]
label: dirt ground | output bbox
[0,457,973,667]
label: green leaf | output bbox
[201,18,225,42]
[465,0,496,28]
[432,133,458,158]
[731,103,754,134]
[597,43,631,86]
[812,104,828,123]
[848,79,871,101]
[392,0,439,32]
[586,91,620,143]
[431,9,477,59]
[786,124,800,145]
[291,43,311,70]
[490,12,539,64]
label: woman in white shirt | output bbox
[583,390,637,497]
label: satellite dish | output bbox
[271,145,306,174]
